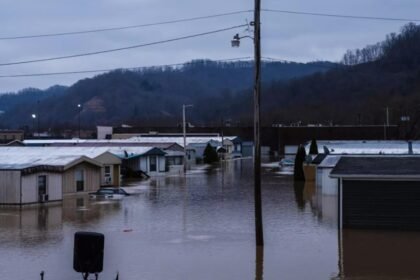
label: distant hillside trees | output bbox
[342,23,420,66]
[342,42,383,65]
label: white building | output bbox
[0,154,102,205]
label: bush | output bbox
[294,145,306,181]
[203,143,219,164]
[309,139,319,155]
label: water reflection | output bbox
[0,205,63,248]
[293,181,317,212]
[339,229,420,279]
[255,246,264,280]
[0,159,339,279]
[293,181,305,210]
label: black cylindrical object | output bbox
[73,232,104,273]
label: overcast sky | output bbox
[0,0,418,92]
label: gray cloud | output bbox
[0,0,417,91]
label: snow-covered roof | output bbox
[0,153,99,170]
[23,137,238,148]
[306,140,419,155]
[127,136,238,147]
[0,146,155,161]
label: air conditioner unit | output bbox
[39,194,48,203]
[104,176,112,184]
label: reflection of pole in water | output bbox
[38,206,48,230]
[221,160,225,192]
[255,246,264,280]
[337,228,344,279]
[293,181,305,210]
[182,176,188,233]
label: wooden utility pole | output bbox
[183,105,187,172]
[182,104,193,173]
[254,0,264,247]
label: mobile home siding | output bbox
[343,180,420,230]
[140,158,147,171]
[62,163,101,194]
[0,170,21,204]
[21,173,62,203]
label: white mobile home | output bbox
[0,147,122,187]
[0,155,101,205]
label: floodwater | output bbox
[0,159,419,279]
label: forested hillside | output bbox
[255,23,420,126]
[2,23,420,131]
[0,60,334,129]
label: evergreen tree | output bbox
[203,143,219,163]
[294,145,306,181]
[309,139,319,155]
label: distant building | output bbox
[97,126,113,140]
[0,130,24,144]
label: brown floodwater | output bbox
[0,159,418,279]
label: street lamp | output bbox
[182,104,193,173]
[231,33,254,47]
[31,114,37,137]
[77,104,82,139]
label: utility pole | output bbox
[253,0,264,247]
[37,100,40,137]
[384,107,390,140]
[182,104,193,173]
[77,104,82,138]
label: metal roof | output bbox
[330,157,420,178]
[127,136,238,147]
[0,146,158,167]
[23,137,239,148]
[306,140,418,155]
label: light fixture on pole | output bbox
[182,104,193,173]
[231,33,254,47]
[31,114,37,137]
[77,104,82,139]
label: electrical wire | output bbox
[262,9,420,22]
[0,57,253,78]
[0,24,248,67]
[0,10,253,41]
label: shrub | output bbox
[203,143,219,163]
[294,145,306,181]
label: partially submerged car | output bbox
[89,188,130,200]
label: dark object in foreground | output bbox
[74,232,104,278]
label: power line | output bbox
[0,10,252,41]
[0,57,253,78]
[3,8,417,42]
[0,24,247,67]
[262,9,420,22]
